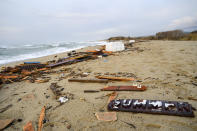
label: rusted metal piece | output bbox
[101,86,146,91]
[68,78,108,83]
[108,99,195,117]
[96,76,135,81]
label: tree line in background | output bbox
[108,30,197,41]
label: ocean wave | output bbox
[0,40,107,65]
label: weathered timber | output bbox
[101,86,146,91]
[68,78,108,83]
[96,76,135,81]
[108,99,195,117]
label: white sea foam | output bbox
[0,40,107,65]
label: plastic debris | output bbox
[58,96,69,103]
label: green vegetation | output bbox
[107,30,197,41]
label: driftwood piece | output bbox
[0,119,14,130]
[0,104,12,113]
[50,83,62,97]
[101,86,147,91]
[96,76,135,81]
[108,91,118,103]
[38,106,45,131]
[23,121,35,131]
[68,78,108,83]
[95,112,117,121]
[84,90,100,93]
[0,75,19,79]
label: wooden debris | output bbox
[23,121,35,131]
[95,112,117,121]
[68,78,108,83]
[101,85,147,91]
[0,104,12,113]
[35,79,49,83]
[95,92,117,99]
[188,96,197,101]
[50,83,62,97]
[96,76,135,81]
[0,119,14,130]
[108,91,118,103]
[146,123,161,128]
[0,75,19,79]
[120,120,136,128]
[38,106,45,131]
[84,90,100,93]
[22,94,35,101]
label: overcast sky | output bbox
[0,0,197,45]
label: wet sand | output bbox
[0,40,197,131]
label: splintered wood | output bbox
[101,85,147,91]
[23,121,35,131]
[0,119,14,130]
[68,78,108,83]
[95,112,117,122]
[96,76,135,81]
[108,91,118,103]
[38,106,45,131]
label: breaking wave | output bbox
[0,41,107,65]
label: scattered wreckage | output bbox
[108,99,195,117]
[0,49,111,84]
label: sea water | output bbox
[0,41,107,65]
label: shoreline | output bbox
[0,44,103,68]
[0,40,197,130]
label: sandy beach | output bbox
[0,40,197,131]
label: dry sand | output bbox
[0,40,197,131]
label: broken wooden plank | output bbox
[84,90,100,93]
[68,78,108,83]
[0,75,19,79]
[95,112,117,121]
[0,104,12,113]
[96,76,135,81]
[23,121,35,131]
[101,86,146,91]
[0,119,14,130]
[108,99,195,117]
[50,83,62,97]
[108,91,118,103]
[38,106,45,131]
